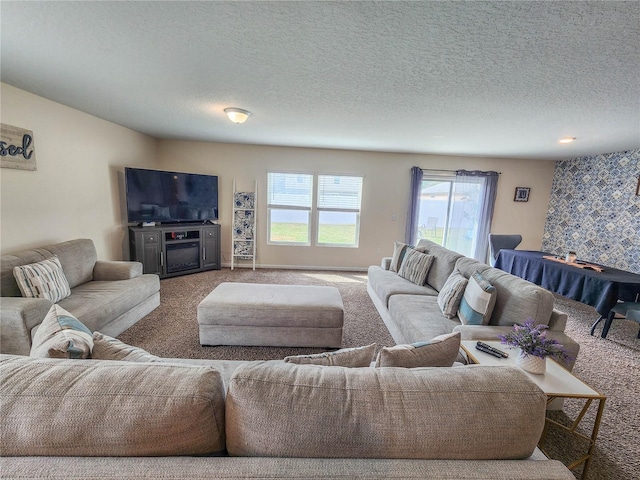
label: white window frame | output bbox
[315,174,363,248]
[267,171,313,246]
[267,171,363,247]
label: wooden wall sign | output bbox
[1,123,37,171]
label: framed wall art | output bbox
[1,123,37,171]
[514,187,530,202]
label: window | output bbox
[267,172,313,245]
[408,168,498,261]
[316,174,363,247]
[267,172,363,247]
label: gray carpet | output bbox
[118,268,639,480]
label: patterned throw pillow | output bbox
[389,242,427,273]
[375,332,461,368]
[13,255,71,303]
[284,344,377,367]
[30,305,93,359]
[397,249,435,285]
[91,332,164,362]
[437,270,469,318]
[458,271,497,325]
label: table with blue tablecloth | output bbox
[495,250,640,321]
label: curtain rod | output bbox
[420,168,502,175]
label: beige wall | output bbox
[159,140,557,270]
[0,84,556,268]
[0,83,158,259]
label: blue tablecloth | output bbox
[495,250,640,317]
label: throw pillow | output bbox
[284,344,377,367]
[437,269,469,318]
[397,249,434,285]
[458,271,497,325]
[91,332,164,362]
[13,255,71,303]
[375,332,461,368]
[389,242,427,273]
[30,304,93,359]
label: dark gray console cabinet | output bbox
[129,224,221,278]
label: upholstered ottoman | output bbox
[197,283,344,348]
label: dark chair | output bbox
[590,302,640,339]
[488,234,522,266]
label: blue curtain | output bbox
[405,167,423,244]
[455,170,499,262]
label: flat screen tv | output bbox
[125,167,219,224]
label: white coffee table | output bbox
[461,340,605,480]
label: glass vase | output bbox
[516,350,546,375]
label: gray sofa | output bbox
[367,239,580,370]
[0,353,575,479]
[0,239,160,355]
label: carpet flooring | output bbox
[118,268,639,480]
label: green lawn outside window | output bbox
[271,222,356,245]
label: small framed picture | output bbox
[514,187,530,202]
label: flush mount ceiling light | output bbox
[559,137,576,144]
[224,107,251,124]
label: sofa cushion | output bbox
[481,269,555,327]
[367,266,437,307]
[226,361,546,459]
[0,354,226,456]
[284,344,376,367]
[91,332,163,362]
[1,250,50,297]
[437,269,468,318]
[30,305,93,359]
[13,256,71,303]
[388,294,462,343]
[454,256,491,279]
[376,332,461,368]
[389,241,427,272]
[398,250,434,285]
[36,239,97,289]
[416,240,464,291]
[56,274,160,332]
[458,272,497,326]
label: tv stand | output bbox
[129,224,221,278]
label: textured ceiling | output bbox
[1,1,639,160]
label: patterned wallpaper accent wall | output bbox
[542,149,640,273]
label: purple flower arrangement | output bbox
[499,319,571,362]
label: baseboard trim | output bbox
[222,262,367,272]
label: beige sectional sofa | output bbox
[367,239,580,370]
[0,239,160,355]
[0,354,575,479]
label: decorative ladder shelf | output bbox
[231,179,257,270]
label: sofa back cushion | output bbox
[38,239,97,289]
[0,354,226,456]
[1,251,50,297]
[482,269,555,327]
[226,362,546,460]
[416,240,464,291]
[1,239,97,297]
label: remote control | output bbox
[475,343,503,358]
[475,342,509,358]
[477,341,509,358]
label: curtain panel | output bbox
[405,166,423,244]
[455,170,499,262]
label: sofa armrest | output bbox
[93,261,143,281]
[548,309,567,332]
[381,257,392,270]
[1,297,53,355]
[452,324,580,371]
